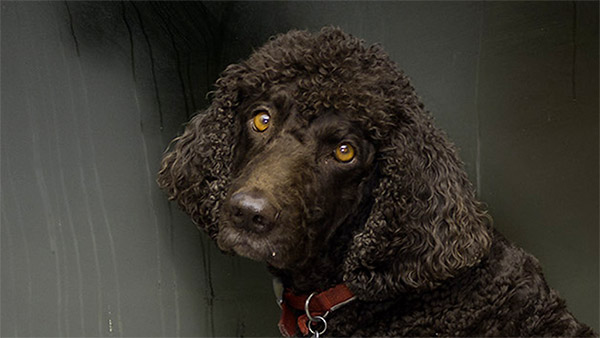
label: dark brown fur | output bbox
[157,27,595,336]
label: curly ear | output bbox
[343,104,492,300]
[157,106,236,239]
[157,62,248,237]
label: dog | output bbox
[158,27,595,337]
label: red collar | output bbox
[277,284,356,336]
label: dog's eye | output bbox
[334,143,355,163]
[252,112,271,132]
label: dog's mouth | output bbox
[216,224,291,268]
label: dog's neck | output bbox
[269,212,366,294]
[270,180,376,294]
[268,244,347,294]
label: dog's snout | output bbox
[228,190,277,233]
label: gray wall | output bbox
[1,1,597,337]
[1,2,279,336]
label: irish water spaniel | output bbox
[157,27,595,337]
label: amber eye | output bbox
[334,143,355,163]
[252,112,270,132]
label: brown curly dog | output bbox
[157,27,595,337]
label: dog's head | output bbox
[158,27,491,300]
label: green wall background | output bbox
[2,2,597,336]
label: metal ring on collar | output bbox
[307,315,327,336]
[304,292,319,322]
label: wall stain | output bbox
[1,196,19,336]
[64,1,80,57]
[26,94,65,337]
[198,232,216,336]
[150,3,191,117]
[124,3,168,336]
[121,1,136,81]
[5,159,34,336]
[185,53,197,115]
[77,54,125,338]
[571,1,577,101]
[473,2,485,197]
[131,1,164,131]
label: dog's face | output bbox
[158,28,492,298]
[216,87,376,269]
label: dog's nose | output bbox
[228,190,277,233]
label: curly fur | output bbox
[158,27,595,336]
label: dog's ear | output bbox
[156,107,234,239]
[157,64,245,239]
[343,102,492,300]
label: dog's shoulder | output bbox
[340,230,596,336]
[457,229,595,336]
